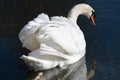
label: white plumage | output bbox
[19,3,95,71]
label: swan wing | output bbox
[51,16,86,53]
[36,18,86,55]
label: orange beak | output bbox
[90,15,95,26]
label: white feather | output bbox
[19,4,95,71]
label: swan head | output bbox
[82,4,96,26]
[68,3,96,26]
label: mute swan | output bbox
[19,3,95,71]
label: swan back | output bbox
[25,16,86,70]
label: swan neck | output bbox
[67,4,91,23]
[67,8,83,23]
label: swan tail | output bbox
[19,13,49,51]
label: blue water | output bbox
[85,0,120,80]
[0,38,29,80]
[0,0,120,80]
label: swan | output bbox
[19,3,95,71]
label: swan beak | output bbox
[90,15,95,26]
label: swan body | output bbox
[19,3,95,71]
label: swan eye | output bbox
[92,11,96,17]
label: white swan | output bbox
[19,3,95,71]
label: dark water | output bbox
[86,0,120,80]
[0,38,28,80]
[0,0,120,80]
